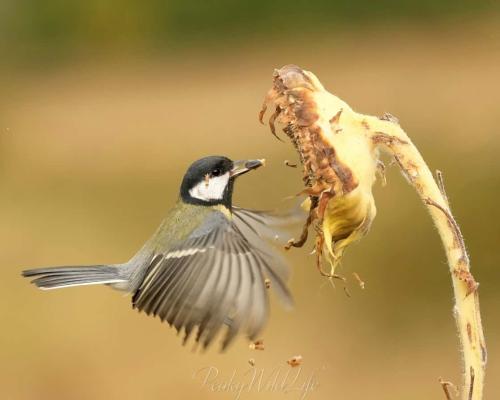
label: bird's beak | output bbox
[230,159,265,178]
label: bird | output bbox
[22,156,293,351]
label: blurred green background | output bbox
[1,1,499,399]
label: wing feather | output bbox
[132,210,293,350]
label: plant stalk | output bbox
[367,117,487,400]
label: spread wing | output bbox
[232,204,306,246]
[132,211,292,351]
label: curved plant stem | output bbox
[367,118,487,400]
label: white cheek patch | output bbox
[189,172,230,201]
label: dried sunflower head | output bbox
[260,65,381,276]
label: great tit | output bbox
[23,156,293,350]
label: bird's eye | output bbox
[211,168,222,177]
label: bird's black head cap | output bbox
[180,156,235,208]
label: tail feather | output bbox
[22,265,125,290]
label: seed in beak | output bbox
[245,159,265,170]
